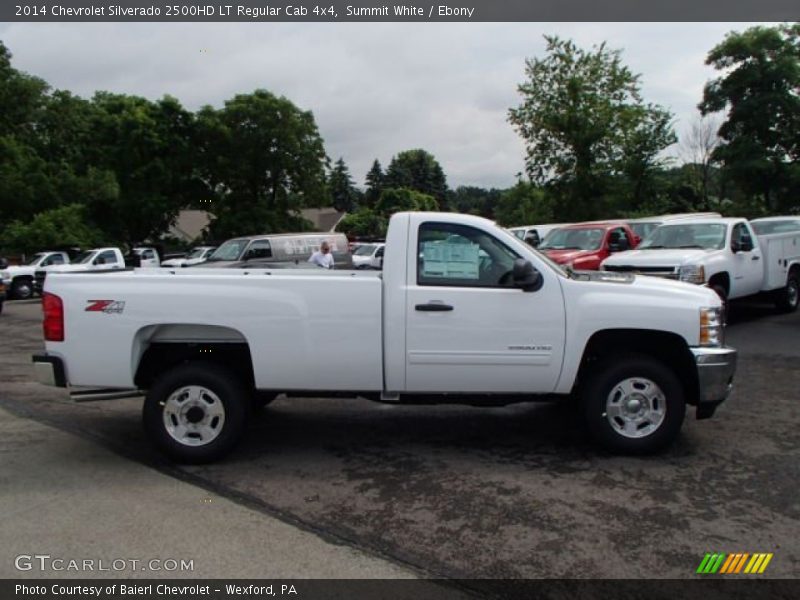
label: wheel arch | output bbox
[132,324,255,390]
[575,328,699,405]
[707,271,730,296]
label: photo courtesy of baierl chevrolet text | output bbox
[0,1,798,598]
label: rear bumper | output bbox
[691,346,737,419]
[32,353,67,387]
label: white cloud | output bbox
[0,22,766,189]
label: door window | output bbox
[97,250,117,264]
[417,222,520,288]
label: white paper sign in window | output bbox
[422,242,480,280]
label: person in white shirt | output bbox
[308,241,335,269]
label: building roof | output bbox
[169,210,213,242]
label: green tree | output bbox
[336,209,388,238]
[196,90,329,238]
[385,149,448,206]
[494,181,554,227]
[329,157,358,213]
[699,24,800,212]
[375,187,438,216]
[508,36,676,221]
[446,186,502,218]
[1,204,104,254]
[0,41,48,140]
[364,159,385,209]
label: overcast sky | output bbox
[0,22,765,189]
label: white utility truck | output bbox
[0,251,70,299]
[34,247,126,295]
[602,217,800,312]
[33,213,737,463]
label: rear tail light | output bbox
[43,292,64,342]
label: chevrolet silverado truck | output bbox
[32,212,736,463]
[602,217,800,313]
[1,251,70,299]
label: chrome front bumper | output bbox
[691,346,737,418]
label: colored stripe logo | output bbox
[697,553,773,574]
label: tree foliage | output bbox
[196,90,329,239]
[364,159,385,209]
[329,157,359,213]
[1,204,105,254]
[494,181,554,227]
[508,36,676,220]
[385,149,448,206]
[699,24,800,212]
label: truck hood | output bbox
[2,265,34,276]
[602,248,717,268]
[46,264,92,273]
[568,268,721,306]
[542,249,594,264]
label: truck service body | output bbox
[33,212,737,462]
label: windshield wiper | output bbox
[641,245,665,249]
[675,244,704,249]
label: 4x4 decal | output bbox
[85,300,126,314]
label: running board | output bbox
[69,388,143,402]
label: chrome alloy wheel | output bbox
[603,377,666,439]
[162,385,226,447]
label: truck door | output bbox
[404,220,566,394]
[730,222,763,297]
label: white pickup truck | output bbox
[32,212,737,463]
[602,217,800,312]
[34,247,126,295]
[1,251,70,299]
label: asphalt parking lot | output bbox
[0,298,798,582]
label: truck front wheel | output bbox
[774,272,799,313]
[143,363,249,463]
[582,355,685,454]
[11,277,33,300]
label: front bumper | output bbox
[32,353,67,387]
[691,346,737,419]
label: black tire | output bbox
[11,277,33,300]
[253,391,278,410]
[143,363,249,463]
[582,354,685,455]
[774,272,799,313]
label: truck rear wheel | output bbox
[774,273,799,313]
[582,355,685,454]
[143,363,249,463]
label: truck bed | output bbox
[46,268,384,391]
[759,231,800,291]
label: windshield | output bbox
[752,220,800,235]
[26,253,46,266]
[630,222,660,240]
[539,228,604,251]
[208,239,248,261]
[75,251,96,264]
[639,223,727,250]
[186,248,206,259]
[353,244,377,256]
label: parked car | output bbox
[538,222,640,270]
[352,243,385,269]
[33,211,735,463]
[508,223,571,248]
[34,247,126,295]
[200,232,352,269]
[750,216,800,235]
[626,212,722,241]
[0,251,70,299]
[161,246,217,268]
[602,218,800,312]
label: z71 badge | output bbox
[85,300,126,314]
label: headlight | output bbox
[679,264,705,284]
[699,307,724,347]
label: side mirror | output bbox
[524,233,540,248]
[512,258,542,292]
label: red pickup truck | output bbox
[539,222,640,270]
